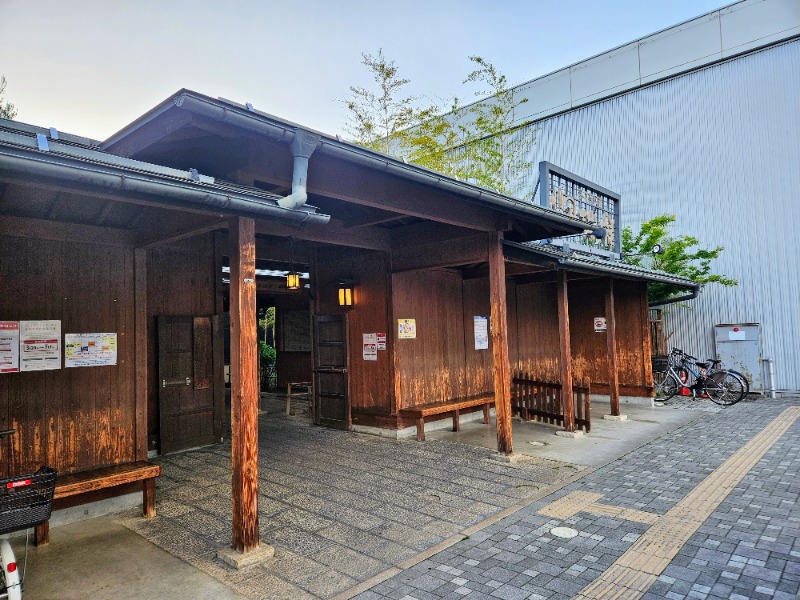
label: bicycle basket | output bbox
[652,355,669,372]
[0,466,57,535]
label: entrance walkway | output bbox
[119,394,587,599]
[356,396,800,600]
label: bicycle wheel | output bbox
[703,371,745,406]
[654,371,679,401]
[726,369,750,397]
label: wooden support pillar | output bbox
[229,217,260,553]
[605,278,621,416]
[641,283,655,390]
[557,270,575,432]
[489,232,513,455]
[134,248,148,461]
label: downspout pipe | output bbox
[0,147,331,225]
[277,130,320,210]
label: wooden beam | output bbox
[391,233,491,273]
[489,233,513,455]
[309,156,501,232]
[254,218,390,252]
[606,278,620,416]
[641,282,654,391]
[138,219,228,249]
[229,216,260,553]
[390,220,480,250]
[0,215,137,247]
[134,248,148,461]
[557,270,575,432]
[344,212,407,229]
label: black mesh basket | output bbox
[652,355,669,372]
[0,466,57,535]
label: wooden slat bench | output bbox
[399,396,495,441]
[35,460,162,545]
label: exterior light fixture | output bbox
[337,280,355,308]
[286,271,301,290]
[286,236,301,290]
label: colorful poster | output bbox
[0,321,20,373]
[362,333,378,361]
[19,320,61,372]
[473,316,489,350]
[594,317,607,332]
[65,333,118,368]
[376,333,387,351]
[397,319,416,340]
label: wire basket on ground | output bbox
[0,466,57,535]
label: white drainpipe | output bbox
[278,129,320,209]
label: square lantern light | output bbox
[338,280,355,308]
[286,271,301,290]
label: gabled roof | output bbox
[100,89,588,241]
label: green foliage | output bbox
[258,340,276,367]
[343,49,424,155]
[343,52,532,197]
[622,214,738,304]
[0,76,17,120]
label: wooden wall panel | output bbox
[514,281,561,381]
[314,248,392,413]
[392,270,467,409]
[566,279,607,384]
[146,234,216,450]
[461,278,493,398]
[613,280,650,390]
[0,235,135,476]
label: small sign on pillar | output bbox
[594,317,607,333]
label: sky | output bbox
[0,0,728,142]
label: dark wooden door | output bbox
[158,315,222,453]
[313,314,350,430]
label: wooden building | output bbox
[0,90,695,554]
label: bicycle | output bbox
[0,430,57,600]
[654,348,747,406]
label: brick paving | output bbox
[121,395,584,599]
[355,396,800,600]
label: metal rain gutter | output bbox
[0,145,331,225]
[648,287,700,308]
[169,92,587,235]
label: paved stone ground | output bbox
[355,396,800,600]
[120,395,584,599]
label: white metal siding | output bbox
[516,39,800,390]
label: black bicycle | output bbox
[654,348,748,406]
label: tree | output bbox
[459,56,532,196]
[343,52,533,198]
[0,75,17,120]
[343,49,423,155]
[622,214,738,304]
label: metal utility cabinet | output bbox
[714,323,763,394]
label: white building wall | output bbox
[515,39,800,390]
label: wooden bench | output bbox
[35,461,161,545]
[399,396,495,441]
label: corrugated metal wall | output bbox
[515,39,800,390]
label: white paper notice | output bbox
[728,329,746,341]
[376,333,387,351]
[65,333,118,368]
[474,316,489,350]
[19,320,61,372]
[0,322,20,373]
[363,333,378,361]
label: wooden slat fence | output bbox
[511,372,591,433]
